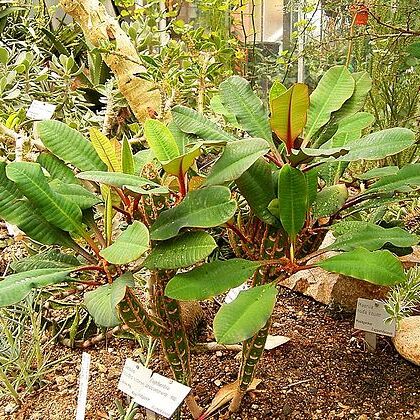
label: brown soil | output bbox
[1,288,419,420]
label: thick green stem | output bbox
[229,318,271,412]
[118,287,168,337]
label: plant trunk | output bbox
[59,0,161,122]
[229,318,271,412]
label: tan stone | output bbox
[279,232,388,310]
[393,316,420,366]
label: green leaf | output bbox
[100,221,149,264]
[219,76,274,148]
[162,144,202,177]
[317,248,406,286]
[312,184,348,218]
[77,171,168,195]
[151,186,237,240]
[144,119,180,163]
[269,80,287,104]
[144,231,216,269]
[305,168,319,208]
[337,128,416,161]
[49,179,101,209]
[407,41,420,58]
[122,138,135,174]
[11,250,80,272]
[6,162,84,235]
[332,71,372,121]
[305,66,355,142]
[84,273,134,327]
[270,83,309,152]
[357,166,399,180]
[214,284,277,344]
[366,164,420,193]
[0,269,72,307]
[330,220,370,236]
[172,105,237,143]
[328,224,418,251]
[0,47,9,65]
[103,186,113,246]
[90,127,122,172]
[236,158,280,227]
[35,120,106,171]
[204,138,270,186]
[277,164,308,240]
[133,149,154,175]
[0,163,72,246]
[37,152,79,184]
[209,95,240,127]
[330,112,375,143]
[165,259,261,301]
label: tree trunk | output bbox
[60,0,161,122]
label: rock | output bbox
[4,402,18,415]
[393,316,420,366]
[399,246,420,268]
[279,232,389,310]
[95,362,108,373]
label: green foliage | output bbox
[305,66,355,142]
[99,221,149,264]
[144,231,217,269]
[270,83,309,152]
[172,105,236,143]
[0,162,72,246]
[151,186,236,240]
[35,121,106,172]
[213,284,277,344]
[205,138,270,186]
[313,185,348,218]
[276,164,308,240]
[219,76,275,151]
[6,162,84,235]
[10,250,80,272]
[77,171,167,194]
[328,223,418,251]
[0,58,418,415]
[366,164,420,194]
[165,259,261,301]
[84,274,134,327]
[317,248,406,286]
[236,158,280,227]
[0,269,73,307]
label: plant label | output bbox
[118,359,191,418]
[76,352,91,420]
[224,283,249,304]
[354,298,396,337]
[26,100,56,120]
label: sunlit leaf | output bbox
[165,259,260,300]
[214,284,277,344]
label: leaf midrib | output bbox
[10,166,82,235]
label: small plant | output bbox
[385,267,420,323]
[0,65,418,417]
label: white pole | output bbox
[297,1,305,83]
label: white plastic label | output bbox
[354,298,395,337]
[224,283,249,304]
[26,100,56,120]
[118,359,191,418]
[76,352,91,420]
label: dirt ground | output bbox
[1,287,419,420]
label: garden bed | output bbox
[1,289,418,420]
